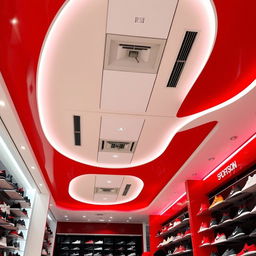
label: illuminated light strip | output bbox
[203,133,256,181]
[0,136,33,190]
[160,192,186,215]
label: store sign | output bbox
[217,161,238,180]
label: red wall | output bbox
[57,222,143,235]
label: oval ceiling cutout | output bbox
[37,0,217,168]
[69,174,144,205]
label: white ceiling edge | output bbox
[0,73,50,195]
[36,0,218,169]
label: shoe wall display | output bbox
[41,222,54,256]
[54,235,142,256]
[154,209,193,256]
[188,165,256,256]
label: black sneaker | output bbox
[234,205,250,218]
[227,185,241,198]
[220,212,232,224]
[249,227,256,237]
[222,248,236,256]
[209,218,218,228]
[227,226,245,240]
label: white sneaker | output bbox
[0,236,6,247]
[95,240,103,244]
[242,174,256,191]
[72,240,81,244]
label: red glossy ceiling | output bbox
[0,0,255,211]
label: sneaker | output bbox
[72,247,80,250]
[242,174,256,191]
[222,248,236,256]
[61,246,69,250]
[200,236,211,246]
[249,228,256,237]
[94,247,103,250]
[237,243,256,255]
[167,222,173,230]
[219,212,232,224]
[127,253,135,256]
[173,218,181,227]
[227,226,245,240]
[197,203,208,215]
[184,228,191,236]
[181,213,189,222]
[160,226,168,234]
[227,185,242,198]
[84,253,93,256]
[174,233,183,241]
[72,240,81,244]
[209,195,224,209]
[85,240,94,244]
[199,222,209,232]
[209,218,218,228]
[127,241,136,245]
[234,205,250,219]
[212,233,226,244]
[95,240,103,244]
[127,246,135,251]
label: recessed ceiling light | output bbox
[108,219,111,222]
[0,100,6,107]
[230,136,238,141]
[117,127,125,132]
[99,219,104,222]
[49,204,53,207]
[82,216,86,218]
[107,180,112,184]
[31,166,35,169]
[66,218,69,221]
[109,216,113,219]
[20,145,26,150]
[103,197,108,200]
[64,215,68,218]
[112,154,119,158]
[39,183,43,187]
[10,17,19,25]
[126,220,129,222]
[208,157,215,161]
[128,217,132,220]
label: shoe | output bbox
[249,228,256,237]
[237,243,256,255]
[72,247,80,250]
[227,185,242,198]
[209,195,224,209]
[127,253,135,256]
[219,212,232,224]
[94,253,102,256]
[85,240,93,244]
[200,236,211,246]
[227,226,245,240]
[95,240,103,244]
[94,247,103,250]
[197,203,208,215]
[70,253,79,256]
[173,245,185,254]
[127,246,135,250]
[250,204,256,214]
[84,254,93,256]
[173,218,181,227]
[212,233,226,244]
[167,222,173,230]
[160,226,168,234]
[209,218,218,228]
[222,248,236,256]
[234,205,250,218]
[185,244,192,252]
[41,249,48,255]
[127,241,136,245]
[242,174,256,191]
[184,228,191,236]
[174,233,183,241]
[9,230,19,237]
[72,240,81,244]
[199,222,209,232]
[61,246,69,250]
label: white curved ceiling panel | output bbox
[37,0,217,168]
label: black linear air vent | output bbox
[119,44,151,51]
[122,184,131,196]
[73,115,81,146]
[167,31,198,88]
[100,140,137,153]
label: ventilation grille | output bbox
[119,44,151,51]
[167,31,198,88]
[99,140,137,153]
[122,184,131,196]
[73,115,81,146]
[95,187,119,195]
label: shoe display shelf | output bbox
[0,168,32,256]
[54,234,142,256]
[186,164,256,256]
[41,223,54,256]
[154,209,193,256]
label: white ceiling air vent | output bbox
[99,139,137,153]
[69,174,144,205]
[104,34,165,73]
